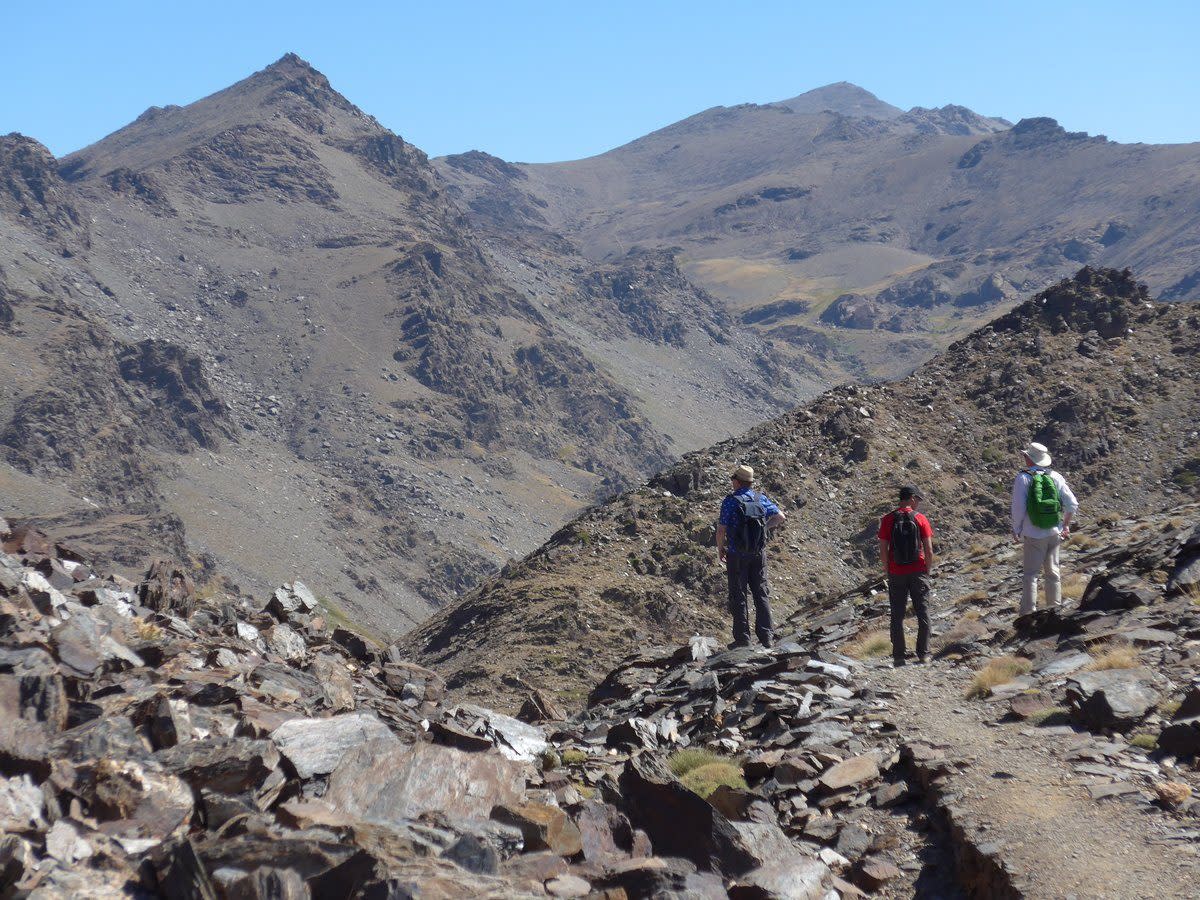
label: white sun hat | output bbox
[1024,442,1052,467]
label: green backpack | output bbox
[1026,470,1061,529]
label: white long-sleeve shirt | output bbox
[1011,467,1079,539]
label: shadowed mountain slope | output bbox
[0,55,796,634]
[401,268,1200,710]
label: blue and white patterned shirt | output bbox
[720,487,781,556]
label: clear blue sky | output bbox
[5,1,1199,162]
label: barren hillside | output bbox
[402,269,1200,709]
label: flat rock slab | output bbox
[326,740,524,825]
[271,712,396,778]
[818,755,879,792]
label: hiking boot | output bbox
[728,640,751,650]
[892,658,906,668]
[917,654,929,664]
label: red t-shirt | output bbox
[878,508,934,575]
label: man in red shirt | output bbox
[878,485,935,667]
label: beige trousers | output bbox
[1021,533,1061,614]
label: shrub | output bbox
[668,747,723,777]
[1085,643,1139,671]
[680,762,747,799]
[966,656,1032,699]
[560,749,588,766]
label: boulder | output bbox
[155,737,281,795]
[518,689,567,724]
[137,559,196,617]
[326,740,524,825]
[0,774,44,833]
[264,623,306,662]
[594,856,726,899]
[1158,686,1200,756]
[271,712,396,779]
[617,753,757,876]
[265,582,320,623]
[491,801,583,856]
[1066,670,1161,732]
[1078,573,1157,612]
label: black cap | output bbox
[899,485,922,502]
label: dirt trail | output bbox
[869,662,1198,899]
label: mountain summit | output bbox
[773,81,903,118]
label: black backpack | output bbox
[733,492,768,555]
[890,509,921,566]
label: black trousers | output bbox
[727,551,773,646]
[888,571,931,661]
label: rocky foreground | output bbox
[3,495,1199,898]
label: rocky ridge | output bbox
[402,268,1200,710]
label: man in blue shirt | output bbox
[716,464,787,648]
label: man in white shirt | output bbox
[1011,441,1079,615]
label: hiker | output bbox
[716,465,786,648]
[878,486,934,666]
[1011,441,1079,615]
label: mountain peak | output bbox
[773,82,903,119]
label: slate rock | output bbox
[852,857,901,891]
[1079,573,1157,612]
[518,689,567,724]
[264,623,306,662]
[326,740,524,825]
[818,755,879,792]
[156,736,281,795]
[225,867,308,900]
[573,799,635,862]
[491,801,583,856]
[618,753,758,876]
[442,833,499,875]
[594,856,726,899]
[0,673,68,732]
[1158,687,1200,756]
[331,627,371,662]
[0,774,44,832]
[271,712,396,779]
[1066,670,1161,732]
[265,581,320,623]
[137,559,196,618]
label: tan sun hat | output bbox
[731,464,755,483]
[1024,442,1052,467]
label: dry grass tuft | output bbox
[1067,532,1101,550]
[966,656,1032,699]
[1129,733,1158,750]
[1059,573,1090,602]
[560,749,588,766]
[1085,643,1139,671]
[842,629,894,660]
[133,619,164,641]
[680,762,747,799]
[955,590,988,606]
[669,747,725,777]
[1158,699,1182,719]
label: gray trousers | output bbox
[1021,533,1061,614]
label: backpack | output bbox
[1026,470,1061,529]
[732,492,768,555]
[890,509,921,566]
